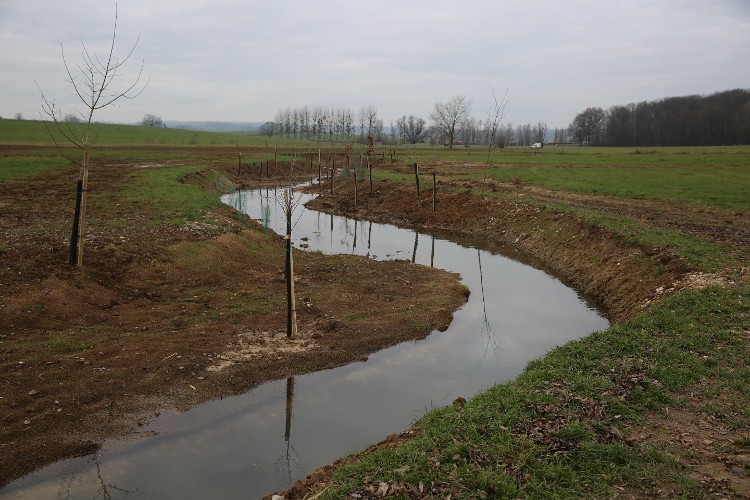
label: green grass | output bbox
[473,190,745,271]
[0,156,69,181]
[45,336,89,354]
[478,163,750,210]
[367,145,750,271]
[0,119,268,147]
[321,284,750,498]
[119,165,223,225]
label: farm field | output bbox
[1,121,750,498]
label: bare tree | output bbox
[37,5,147,267]
[429,95,471,148]
[532,121,548,144]
[140,113,163,127]
[487,85,510,147]
[483,85,510,182]
[396,114,427,144]
[568,107,605,146]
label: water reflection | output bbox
[275,377,300,485]
[477,249,500,361]
[0,187,608,499]
[412,230,419,263]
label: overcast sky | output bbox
[1,0,748,129]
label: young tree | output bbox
[37,5,147,267]
[483,85,509,182]
[429,95,471,148]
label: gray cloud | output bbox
[1,0,748,127]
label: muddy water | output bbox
[1,187,608,499]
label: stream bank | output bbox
[304,178,695,324]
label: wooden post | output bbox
[368,156,373,195]
[284,190,297,338]
[331,158,335,194]
[354,170,358,208]
[432,171,437,212]
[69,179,83,265]
[414,162,420,197]
[76,150,90,267]
[237,152,242,176]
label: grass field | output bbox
[3,120,750,497]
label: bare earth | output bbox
[2,150,749,497]
[0,148,467,486]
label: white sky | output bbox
[1,0,748,129]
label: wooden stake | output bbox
[414,162,420,197]
[432,171,437,212]
[368,156,373,195]
[284,190,298,338]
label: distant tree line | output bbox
[261,105,384,143]
[569,88,750,147]
[261,100,551,147]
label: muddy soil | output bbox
[0,148,468,486]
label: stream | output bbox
[0,185,609,499]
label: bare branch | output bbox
[36,3,147,267]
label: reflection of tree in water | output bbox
[93,456,139,499]
[412,230,419,263]
[274,376,301,485]
[58,453,139,499]
[367,221,372,258]
[477,249,500,360]
[430,235,435,267]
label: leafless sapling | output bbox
[37,5,147,267]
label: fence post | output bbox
[368,156,373,195]
[432,171,437,212]
[414,162,420,197]
[69,179,83,265]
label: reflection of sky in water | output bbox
[1,187,609,499]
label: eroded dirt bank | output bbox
[0,156,468,486]
[305,178,693,325]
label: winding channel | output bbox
[1,186,608,499]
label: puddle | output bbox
[1,185,609,499]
